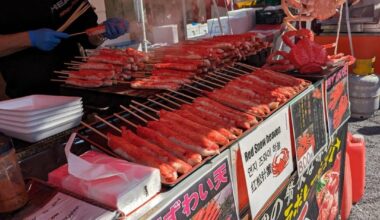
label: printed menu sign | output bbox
[239,107,294,218]
[258,123,347,220]
[325,65,350,136]
[290,82,328,176]
[152,155,238,220]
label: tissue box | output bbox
[48,150,161,213]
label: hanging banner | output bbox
[239,107,294,218]
[290,82,328,176]
[325,65,350,137]
[151,155,238,220]
[258,123,347,220]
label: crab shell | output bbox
[282,29,328,74]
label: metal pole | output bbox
[138,0,148,52]
[181,0,188,40]
[212,0,224,35]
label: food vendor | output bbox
[0,0,128,98]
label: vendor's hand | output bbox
[28,29,69,51]
[104,18,128,39]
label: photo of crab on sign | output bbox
[239,106,294,218]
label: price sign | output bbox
[239,107,294,218]
[290,82,328,176]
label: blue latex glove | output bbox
[28,29,69,51]
[104,18,128,40]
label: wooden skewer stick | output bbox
[64,62,80,66]
[226,66,249,75]
[163,93,192,104]
[182,87,204,97]
[129,105,158,121]
[119,105,148,123]
[75,56,89,59]
[183,84,205,93]
[131,100,158,113]
[214,71,236,80]
[193,81,214,90]
[71,60,84,64]
[156,94,181,107]
[206,74,228,84]
[94,115,121,133]
[148,98,175,111]
[194,76,224,88]
[54,71,70,75]
[80,121,107,140]
[67,66,80,70]
[113,113,137,128]
[51,79,66,83]
[220,68,243,76]
[69,31,86,37]
[236,62,258,71]
[166,89,195,100]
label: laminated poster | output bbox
[290,82,328,176]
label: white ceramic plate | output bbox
[0,105,83,122]
[1,117,82,143]
[0,95,82,116]
[0,108,83,127]
[0,112,83,134]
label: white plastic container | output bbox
[152,25,179,44]
[349,73,380,118]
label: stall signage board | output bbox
[151,154,238,220]
[258,122,348,220]
[239,106,294,218]
[325,65,350,137]
[290,81,328,176]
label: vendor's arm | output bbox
[0,32,31,57]
[0,29,68,58]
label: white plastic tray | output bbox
[0,112,83,134]
[0,105,83,122]
[0,95,82,116]
[0,108,83,127]
[1,117,82,142]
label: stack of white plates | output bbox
[0,95,83,142]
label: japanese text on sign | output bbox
[152,158,238,220]
[239,107,294,218]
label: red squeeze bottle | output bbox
[341,152,353,220]
[346,133,366,203]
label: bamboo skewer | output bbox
[129,105,158,121]
[166,89,195,100]
[157,94,182,107]
[54,71,70,75]
[94,115,121,133]
[163,93,192,104]
[51,79,66,83]
[226,66,248,75]
[113,113,138,128]
[214,71,236,80]
[194,77,224,88]
[183,84,204,93]
[236,62,258,71]
[80,121,107,140]
[205,74,228,84]
[147,98,175,111]
[131,100,158,113]
[69,31,86,37]
[220,68,242,76]
[193,81,214,90]
[57,2,91,32]
[120,105,148,123]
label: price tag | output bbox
[239,106,294,218]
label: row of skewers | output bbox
[53,48,148,87]
[130,33,271,90]
[79,65,309,183]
